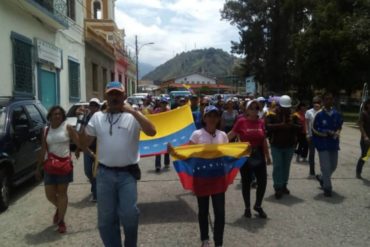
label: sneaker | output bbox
[201,240,210,247]
[356,173,362,179]
[53,209,58,225]
[253,206,267,218]
[164,164,170,169]
[244,208,251,218]
[324,190,332,197]
[315,175,323,188]
[275,189,283,199]
[282,186,290,195]
[155,167,160,173]
[57,221,66,234]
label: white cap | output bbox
[257,97,265,102]
[246,99,259,110]
[89,98,100,105]
[279,95,292,108]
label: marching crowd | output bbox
[35,80,369,247]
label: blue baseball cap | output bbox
[105,81,125,93]
[204,105,219,116]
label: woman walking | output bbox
[221,99,238,133]
[228,100,271,218]
[294,102,308,162]
[356,99,370,178]
[170,105,228,247]
[36,106,80,233]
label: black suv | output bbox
[0,97,48,212]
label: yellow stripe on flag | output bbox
[171,142,251,161]
[140,104,194,141]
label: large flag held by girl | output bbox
[170,143,250,196]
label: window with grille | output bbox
[11,33,33,95]
[66,0,75,21]
[69,60,80,101]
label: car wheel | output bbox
[0,170,10,212]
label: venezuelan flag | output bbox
[139,104,196,157]
[171,143,250,196]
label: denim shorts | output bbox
[44,171,73,185]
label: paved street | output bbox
[1,124,370,247]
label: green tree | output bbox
[222,0,311,93]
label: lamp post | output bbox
[135,35,154,93]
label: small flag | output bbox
[170,143,250,196]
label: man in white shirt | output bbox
[80,81,156,247]
[305,96,322,177]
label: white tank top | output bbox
[46,121,70,158]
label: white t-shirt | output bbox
[46,121,70,158]
[190,128,229,145]
[85,111,141,167]
[305,108,320,137]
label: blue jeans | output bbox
[271,146,295,190]
[97,167,139,247]
[318,150,338,191]
[84,153,97,199]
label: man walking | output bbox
[305,96,322,177]
[313,92,343,197]
[80,81,156,247]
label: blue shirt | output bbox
[312,108,343,151]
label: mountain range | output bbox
[142,48,240,82]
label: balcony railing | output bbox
[25,0,68,29]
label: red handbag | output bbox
[43,127,73,175]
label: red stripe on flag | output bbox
[176,168,240,196]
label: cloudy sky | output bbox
[114,0,240,67]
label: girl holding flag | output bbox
[169,105,228,247]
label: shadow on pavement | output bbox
[361,178,370,187]
[69,194,96,209]
[9,178,41,206]
[138,196,197,224]
[228,216,268,233]
[24,225,61,245]
[264,194,305,206]
[313,192,345,204]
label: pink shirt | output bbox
[190,128,229,144]
[232,117,265,147]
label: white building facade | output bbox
[0,0,86,110]
[175,73,216,85]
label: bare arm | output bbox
[67,124,82,149]
[263,138,271,165]
[78,127,96,151]
[227,130,237,141]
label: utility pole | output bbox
[135,35,139,93]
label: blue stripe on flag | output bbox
[139,123,196,156]
[174,156,248,178]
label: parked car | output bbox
[0,96,48,212]
[125,96,143,106]
[169,91,192,107]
